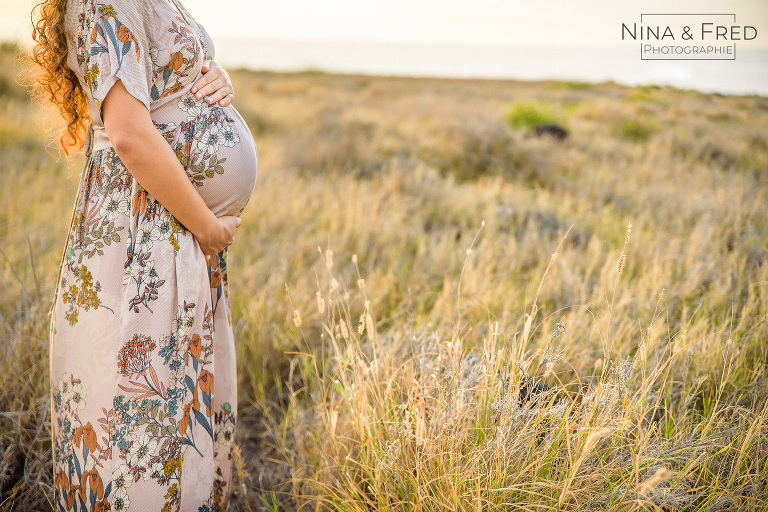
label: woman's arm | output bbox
[102,79,240,259]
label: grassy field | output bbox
[1,41,767,510]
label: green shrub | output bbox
[504,101,558,129]
[615,118,656,141]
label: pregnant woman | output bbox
[32,0,257,509]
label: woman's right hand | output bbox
[197,215,242,263]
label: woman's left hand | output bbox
[191,60,235,107]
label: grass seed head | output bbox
[293,309,302,328]
[358,312,366,335]
[339,321,349,340]
[637,467,672,494]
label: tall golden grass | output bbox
[1,42,767,510]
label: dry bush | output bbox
[273,241,767,511]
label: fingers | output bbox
[222,217,242,243]
[219,216,240,249]
[222,216,242,229]
[191,60,235,106]
[205,86,234,106]
[199,80,234,105]
[199,216,241,258]
[191,67,217,95]
[203,244,227,261]
[193,76,228,102]
[221,216,242,231]
[191,61,222,95]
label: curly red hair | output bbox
[30,0,89,154]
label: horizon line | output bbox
[3,34,767,51]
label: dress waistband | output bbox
[84,124,113,158]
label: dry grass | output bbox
[1,43,767,510]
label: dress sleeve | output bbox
[85,1,154,116]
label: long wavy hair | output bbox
[30,0,89,154]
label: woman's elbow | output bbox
[108,126,140,157]
[106,117,158,160]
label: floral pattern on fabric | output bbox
[150,17,202,101]
[80,1,148,111]
[52,300,239,511]
[53,0,256,510]
[155,92,244,190]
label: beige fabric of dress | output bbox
[50,0,257,510]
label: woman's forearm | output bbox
[102,80,220,250]
[111,120,219,240]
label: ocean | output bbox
[213,37,768,97]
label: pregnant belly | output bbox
[152,93,258,217]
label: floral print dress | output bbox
[50,0,257,510]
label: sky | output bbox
[3,0,767,48]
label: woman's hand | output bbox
[197,215,242,263]
[191,60,235,107]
